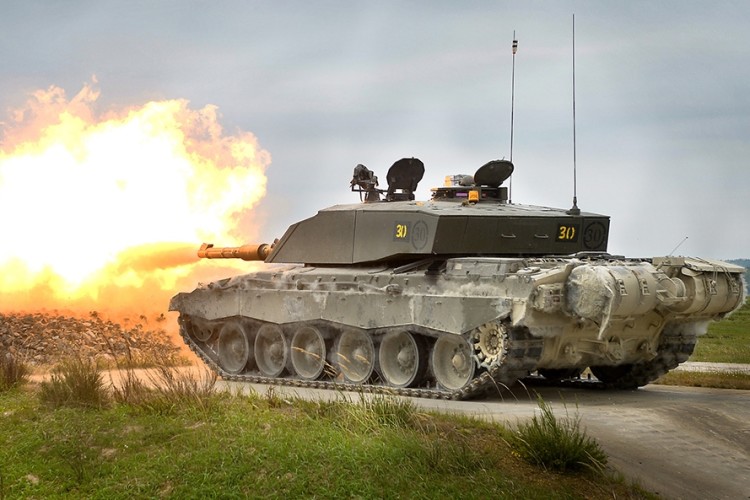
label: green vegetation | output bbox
[656,370,750,390]
[3,295,747,498]
[653,298,748,388]
[39,357,110,409]
[0,363,648,499]
[691,298,750,364]
[111,362,218,414]
[511,397,607,473]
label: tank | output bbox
[169,158,746,399]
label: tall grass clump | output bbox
[141,363,218,414]
[320,392,422,433]
[0,351,30,391]
[105,333,216,413]
[114,363,217,415]
[512,396,607,472]
[109,365,151,406]
[358,393,418,428]
[296,392,420,433]
[39,357,110,409]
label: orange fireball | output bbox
[0,80,270,315]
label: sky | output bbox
[1,0,749,260]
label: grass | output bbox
[106,344,218,414]
[511,397,607,473]
[656,370,750,390]
[691,298,750,364]
[654,298,749,387]
[111,363,218,415]
[1,297,745,498]
[39,357,110,409]
[0,351,29,392]
[0,371,648,499]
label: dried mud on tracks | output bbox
[0,311,181,367]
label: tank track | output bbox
[178,316,544,401]
[179,316,699,398]
[529,323,699,390]
[595,323,698,390]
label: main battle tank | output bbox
[169,158,746,399]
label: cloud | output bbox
[1,1,748,259]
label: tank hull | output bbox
[170,255,745,399]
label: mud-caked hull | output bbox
[169,256,745,399]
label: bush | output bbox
[512,396,607,472]
[40,357,110,409]
[0,351,29,391]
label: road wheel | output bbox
[378,331,427,388]
[335,329,375,384]
[217,321,251,375]
[432,334,475,390]
[255,324,288,377]
[291,326,327,380]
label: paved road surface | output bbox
[219,380,750,500]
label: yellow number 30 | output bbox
[558,225,576,241]
[395,224,408,239]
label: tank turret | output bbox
[204,158,610,266]
[170,158,745,399]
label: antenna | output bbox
[567,14,581,216]
[669,236,689,256]
[508,31,518,203]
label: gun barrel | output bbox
[197,243,271,261]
